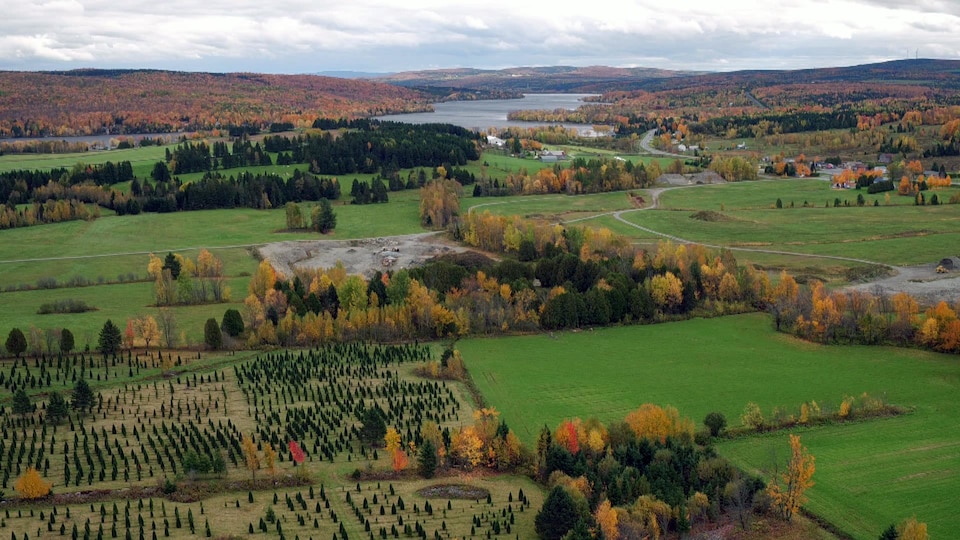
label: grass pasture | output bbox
[459,313,960,539]
[0,144,173,177]
[464,190,642,222]
[617,205,960,267]
[0,194,426,345]
[588,179,960,271]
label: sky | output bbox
[2,0,960,74]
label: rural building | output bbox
[878,153,895,164]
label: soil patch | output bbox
[846,262,960,306]
[416,484,490,500]
[257,232,473,278]
[690,210,739,222]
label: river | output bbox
[375,93,602,134]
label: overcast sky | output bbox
[2,0,959,74]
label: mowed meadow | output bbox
[626,179,960,267]
[0,190,425,343]
[458,313,960,540]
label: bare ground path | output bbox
[639,129,688,158]
[563,184,960,303]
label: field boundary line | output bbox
[0,243,266,264]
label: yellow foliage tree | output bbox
[741,402,765,431]
[241,434,260,480]
[384,427,401,455]
[15,467,51,499]
[624,404,694,444]
[649,272,683,312]
[133,315,161,350]
[249,260,277,298]
[594,499,619,540]
[450,426,484,467]
[262,442,277,475]
[897,517,929,540]
[767,434,815,521]
[687,491,710,527]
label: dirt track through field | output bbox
[3,182,955,303]
[541,184,960,304]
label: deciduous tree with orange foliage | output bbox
[767,434,815,521]
[594,499,619,540]
[391,449,409,472]
[624,404,694,444]
[15,467,52,499]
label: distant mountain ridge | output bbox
[374,59,960,93]
[375,65,703,93]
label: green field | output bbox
[0,144,174,177]
[0,192,426,344]
[464,190,641,221]
[459,313,960,539]
[571,179,960,271]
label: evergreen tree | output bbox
[534,487,579,540]
[563,519,591,540]
[359,407,386,447]
[72,379,95,415]
[98,320,122,356]
[46,392,69,425]
[5,327,26,357]
[221,309,245,337]
[59,328,75,354]
[878,524,898,540]
[417,439,437,479]
[371,178,389,203]
[12,389,32,416]
[204,318,223,350]
[312,198,337,233]
[163,252,182,280]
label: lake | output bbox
[375,93,602,134]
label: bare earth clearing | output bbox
[847,258,960,304]
[257,232,471,278]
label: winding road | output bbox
[3,182,955,302]
[471,184,960,302]
[638,129,687,158]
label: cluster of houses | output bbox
[821,156,948,189]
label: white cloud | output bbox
[1,0,960,72]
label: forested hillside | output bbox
[0,70,430,138]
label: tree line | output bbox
[471,157,662,197]
[237,210,760,347]
[768,273,960,354]
[1,161,134,205]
